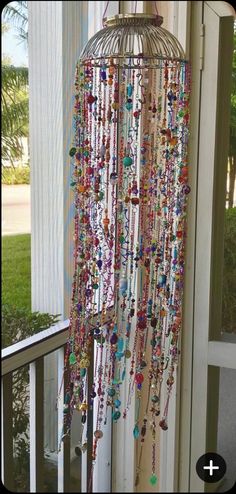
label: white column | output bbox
[87,4,120,493]
[28,0,88,318]
[28,0,88,455]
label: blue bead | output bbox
[133,424,140,439]
[127,83,133,97]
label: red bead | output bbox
[87,94,96,104]
[135,373,144,385]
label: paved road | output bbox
[2,185,31,235]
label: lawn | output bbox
[2,234,31,310]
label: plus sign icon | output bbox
[196,453,227,483]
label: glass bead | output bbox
[135,373,144,385]
[151,395,159,403]
[149,474,157,486]
[114,399,121,408]
[69,147,76,157]
[159,419,168,431]
[107,387,116,397]
[110,333,118,344]
[123,156,133,167]
[112,410,121,421]
[80,368,86,377]
[94,430,103,439]
[133,424,140,439]
[69,352,77,365]
[126,102,133,110]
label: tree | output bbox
[1,64,29,166]
[2,2,29,169]
[2,1,28,47]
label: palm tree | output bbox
[2,2,29,168]
[2,1,28,46]
[1,65,29,166]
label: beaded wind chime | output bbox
[61,10,190,490]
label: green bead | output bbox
[83,150,89,156]
[108,387,116,397]
[149,474,157,486]
[69,352,77,365]
[69,147,76,157]
[126,102,133,110]
[123,156,133,167]
[119,235,125,244]
[112,410,121,421]
[92,283,99,289]
[80,368,86,377]
[178,110,184,117]
[65,392,71,404]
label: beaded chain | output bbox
[60,56,190,488]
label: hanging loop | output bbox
[102,0,110,27]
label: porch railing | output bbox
[1,308,113,493]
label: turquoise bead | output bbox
[126,102,133,110]
[114,399,121,408]
[117,337,124,352]
[80,368,86,377]
[112,410,121,421]
[133,424,140,439]
[123,156,133,167]
[127,83,133,97]
[107,387,116,397]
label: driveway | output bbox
[2,185,31,235]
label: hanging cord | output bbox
[102,0,110,26]
[103,1,159,25]
[155,1,159,17]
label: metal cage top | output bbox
[79,13,186,67]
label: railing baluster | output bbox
[30,358,44,492]
[1,373,14,492]
[58,346,70,492]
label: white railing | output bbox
[1,320,71,492]
[1,308,114,493]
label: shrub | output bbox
[2,164,30,184]
[222,207,236,333]
[2,305,60,491]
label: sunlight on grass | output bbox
[2,234,31,310]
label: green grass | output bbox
[2,234,31,310]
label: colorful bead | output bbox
[63,50,190,489]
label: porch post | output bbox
[28,0,88,467]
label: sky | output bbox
[2,18,28,66]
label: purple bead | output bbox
[110,333,118,344]
[77,303,83,312]
[182,184,191,194]
[97,259,103,269]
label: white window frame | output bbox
[178,2,235,493]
